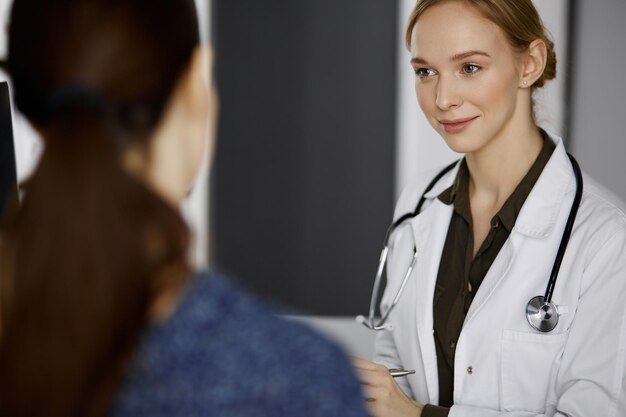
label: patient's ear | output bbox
[178,47,213,118]
[175,46,218,168]
[140,46,218,205]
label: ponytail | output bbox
[1,0,200,414]
[0,107,190,417]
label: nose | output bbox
[435,76,463,110]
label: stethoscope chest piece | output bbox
[358,153,582,334]
[526,295,559,333]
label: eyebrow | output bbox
[410,50,491,65]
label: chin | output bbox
[437,130,488,155]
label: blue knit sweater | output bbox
[112,272,369,417]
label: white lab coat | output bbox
[374,135,626,416]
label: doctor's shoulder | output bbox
[580,173,626,220]
[575,172,626,259]
[563,170,626,316]
[113,271,369,417]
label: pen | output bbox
[388,368,416,378]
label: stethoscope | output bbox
[357,153,583,333]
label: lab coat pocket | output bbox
[500,329,567,413]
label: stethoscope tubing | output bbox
[362,160,459,330]
[360,152,583,334]
[383,160,459,245]
[543,153,583,303]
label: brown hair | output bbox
[405,0,557,87]
[0,0,199,416]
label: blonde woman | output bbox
[354,1,626,416]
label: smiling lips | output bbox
[439,116,479,134]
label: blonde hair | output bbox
[405,0,556,88]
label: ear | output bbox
[135,46,218,205]
[180,46,213,116]
[178,46,219,146]
[518,39,547,88]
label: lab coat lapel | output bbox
[410,198,454,404]
[464,136,573,325]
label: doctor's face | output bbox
[410,1,523,155]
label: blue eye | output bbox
[462,64,481,74]
[415,68,436,78]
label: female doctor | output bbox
[352,0,626,416]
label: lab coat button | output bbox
[467,366,473,375]
[449,340,456,349]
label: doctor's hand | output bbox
[351,357,424,417]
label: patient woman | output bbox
[0,1,368,416]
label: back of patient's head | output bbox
[0,1,200,416]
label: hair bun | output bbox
[536,38,557,88]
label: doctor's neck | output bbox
[465,114,544,207]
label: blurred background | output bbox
[1,0,625,343]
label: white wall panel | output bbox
[1,0,42,183]
[395,0,459,197]
[183,0,212,268]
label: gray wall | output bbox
[212,0,398,315]
[570,0,626,201]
